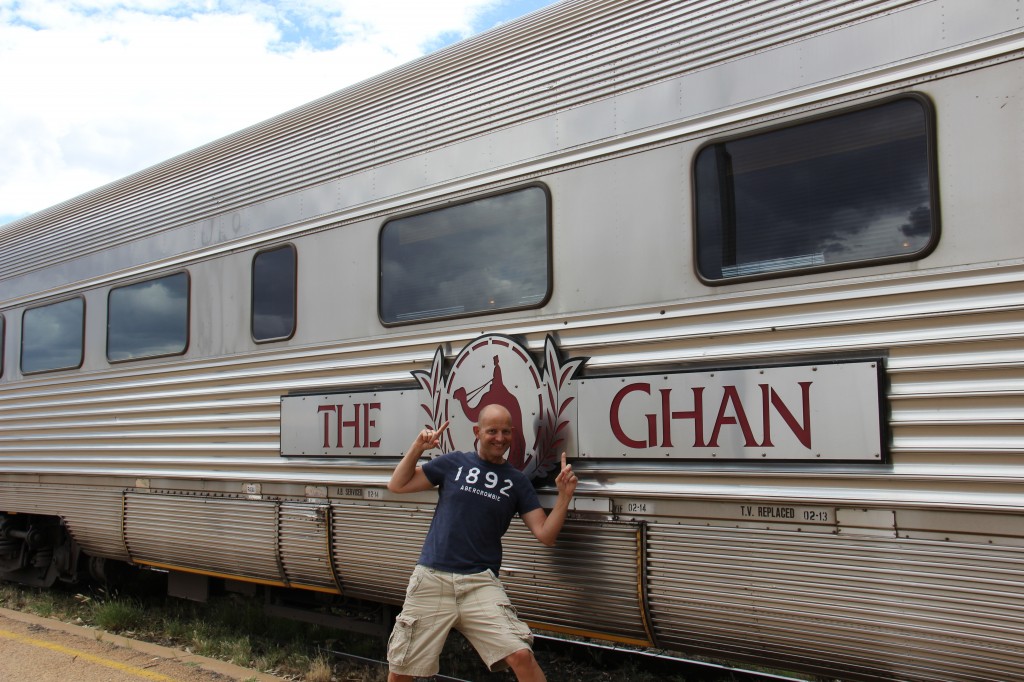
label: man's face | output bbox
[474,410,514,463]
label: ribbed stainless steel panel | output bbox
[0,264,1022,487]
[501,520,650,645]
[647,523,1024,682]
[0,0,926,282]
[0,344,411,474]
[329,499,649,643]
[0,482,127,560]
[123,492,281,582]
[330,502,431,603]
[326,500,650,646]
[278,502,337,590]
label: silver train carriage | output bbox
[1,1,1023,680]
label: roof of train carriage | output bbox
[0,0,924,285]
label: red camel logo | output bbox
[412,334,585,480]
[452,355,529,469]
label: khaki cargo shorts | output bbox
[387,564,534,678]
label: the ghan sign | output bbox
[280,334,884,476]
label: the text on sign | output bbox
[609,382,812,449]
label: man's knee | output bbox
[504,648,546,682]
[505,647,537,668]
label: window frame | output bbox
[251,243,298,343]
[691,93,941,285]
[377,183,554,326]
[106,271,191,363]
[21,296,86,375]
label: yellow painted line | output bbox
[134,559,341,595]
[526,621,653,648]
[134,560,290,588]
[0,627,180,681]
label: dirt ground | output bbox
[0,607,284,682]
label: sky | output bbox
[0,0,558,228]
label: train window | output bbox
[21,297,85,374]
[252,244,297,342]
[107,272,189,362]
[379,185,551,324]
[694,96,938,282]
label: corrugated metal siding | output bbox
[330,502,431,603]
[0,483,127,560]
[0,0,922,282]
[278,502,337,590]
[0,258,1009,458]
[888,337,1024,461]
[328,503,650,644]
[123,493,281,581]
[0,343,420,473]
[647,524,1024,682]
[0,263,1022,486]
[502,520,650,644]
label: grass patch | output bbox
[0,571,804,681]
[93,597,147,632]
[306,655,333,682]
[0,574,375,680]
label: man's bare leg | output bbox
[505,648,547,682]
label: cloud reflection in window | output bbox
[252,245,296,342]
[695,97,937,281]
[22,298,84,373]
[380,186,550,324]
[107,272,189,361]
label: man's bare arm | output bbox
[387,421,449,494]
[521,453,577,546]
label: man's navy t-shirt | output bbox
[418,450,541,575]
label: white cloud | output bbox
[0,0,544,224]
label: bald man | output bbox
[386,404,578,682]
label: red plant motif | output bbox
[411,348,452,452]
[535,335,585,477]
[413,336,586,477]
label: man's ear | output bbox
[472,424,480,437]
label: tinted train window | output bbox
[22,298,85,373]
[252,244,297,342]
[380,186,550,324]
[107,272,189,362]
[694,97,937,281]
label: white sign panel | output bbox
[575,362,882,461]
[281,389,424,457]
[279,333,885,468]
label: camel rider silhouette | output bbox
[452,355,528,469]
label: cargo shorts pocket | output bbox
[387,614,418,667]
[405,567,425,597]
[498,602,533,645]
